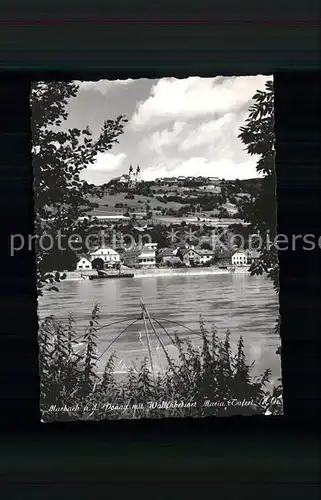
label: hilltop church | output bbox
[110,165,142,188]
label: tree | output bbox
[238,80,278,291]
[31,81,127,295]
[38,237,78,273]
[91,258,105,270]
[218,208,229,218]
[200,241,211,250]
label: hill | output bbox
[87,190,184,214]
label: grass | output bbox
[88,192,184,212]
[39,305,283,421]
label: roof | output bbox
[181,247,200,256]
[133,221,147,228]
[232,250,247,256]
[90,246,119,255]
[246,249,261,258]
[197,249,215,255]
[122,250,142,259]
[139,248,156,256]
[158,248,175,257]
[110,174,129,182]
[77,256,91,262]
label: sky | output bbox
[63,75,273,185]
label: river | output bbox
[38,272,281,382]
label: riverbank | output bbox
[60,266,251,280]
[134,267,232,278]
[58,270,96,281]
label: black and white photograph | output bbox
[30,75,282,421]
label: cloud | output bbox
[141,157,263,182]
[70,76,272,185]
[76,79,134,95]
[79,152,126,185]
[140,108,251,161]
[179,113,237,151]
[131,75,271,129]
[141,121,186,154]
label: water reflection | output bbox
[38,273,281,380]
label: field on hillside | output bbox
[88,192,184,211]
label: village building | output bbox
[246,249,261,264]
[206,176,220,185]
[122,246,156,268]
[231,251,248,266]
[198,184,221,193]
[177,176,186,184]
[180,247,201,266]
[121,249,141,268]
[109,165,142,189]
[157,247,182,266]
[79,215,130,224]
[137,247,156,267]
[197,248,216,265]
[76,257,92,270]
[143,242,158,251]
[133,222,148,232]
[108,173,130,186]
[163,177,178,186]
[89,246,120,267]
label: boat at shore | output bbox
[229,265,250,274]
[89,270,134,280]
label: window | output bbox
[85,265,90,268]
[78,265,83,269]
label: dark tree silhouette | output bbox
[91,258,105,270]
[38,239,78,273]
[238,80,278,291]
[31,81,127,295]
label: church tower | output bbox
[136,165,141,184]
[128,165,134,187]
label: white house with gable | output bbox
[137,247,156,267]
[76,257,92,270]
[90,247,120,265]
[231,251,248,266]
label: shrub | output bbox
[39,305,283,421]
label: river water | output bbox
[38,272,281,382]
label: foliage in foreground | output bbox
[39,305,283,421]
[237,80,279,292]
[31,81,127,295]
